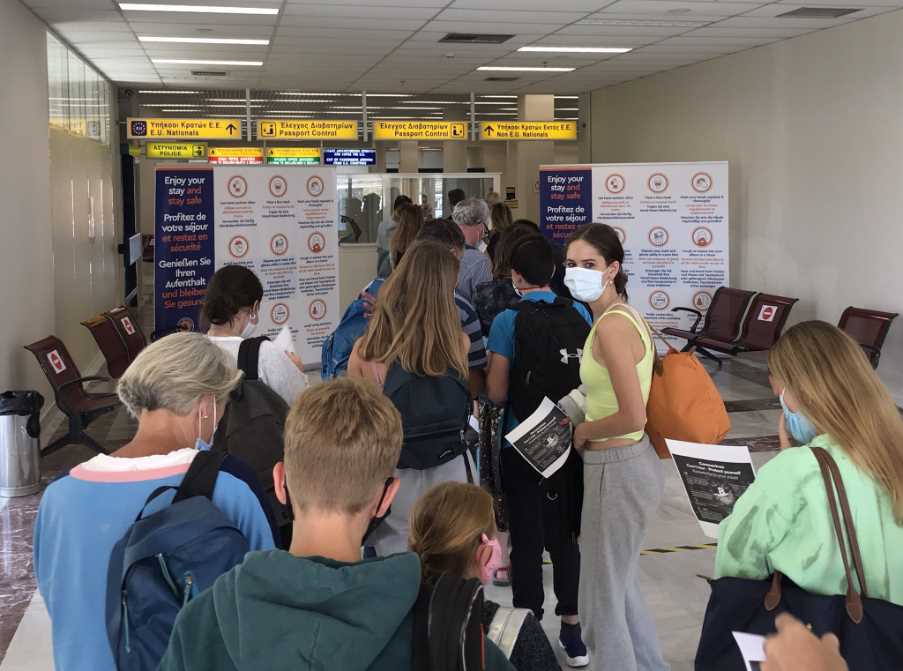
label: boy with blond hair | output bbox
[160,378,513,671]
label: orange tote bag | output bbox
[644,327,731,459]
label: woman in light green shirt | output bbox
[716,321,903,606]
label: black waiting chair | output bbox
[838,307,898,369]
[663,287,758,366]
[25,336,119,455]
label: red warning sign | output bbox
[47,350,67,374]
[758,305,777,322]
[121,317,136,335]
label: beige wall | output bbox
[0,1,122,402]
[0,0,54,395]
[590,9,903,401]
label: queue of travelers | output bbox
[33,188,901,671]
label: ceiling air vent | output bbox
[440,33,514,44]
[484,76,519,82]
[191,70,228,77]
[777,7,861,18]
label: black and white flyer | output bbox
[666,439,757,538]
[505,398,572,478]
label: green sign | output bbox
[267,156,320,165]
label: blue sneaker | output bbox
[559,622,590,668]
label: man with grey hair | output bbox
[452,197,493,304]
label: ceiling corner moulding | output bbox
[119,3,279,15]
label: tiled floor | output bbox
[0,349,782,670]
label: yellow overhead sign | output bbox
[373,120,467,141]
[480,121,577,141]
[266,147,321,159]
[257,119,358,140]
[127,117,242,140]
[208,147,264,164]
[146,142,207,159]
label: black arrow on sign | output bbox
[484,125,495,136]
[226,123,238,135]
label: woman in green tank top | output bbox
[564,224,669,671]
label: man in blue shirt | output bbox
[486,236,592,668]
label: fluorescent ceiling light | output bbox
[139,89,200,94]
[120,4,278,15]
[278,92,343,96]
[152,58,263,66]
[363,93,413,98]
[555,95,579,99]
[139,36,269,45]
[207,104,264,108]
[556,107,580,111]
[162,108,202,112]
[208,98,267,102]
[264,111,315,114]
[140,102,201,107]
[480,95,517,98]
[518,46,631,54]
[477,66,575,72]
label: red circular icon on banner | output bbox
[268,175,288,198]
[613,227,626,245]
[308,299,327,321]
[692,226,714,248]
[306,175,325,198]
[647,172,669,194]
[226,175,248,199]
[271,303,290,325]
[691,172,713,193]
[605,173,626,194]
[228,235,249,258]
[648,227,669,247]
[649,290,671,311]
[693,290,713,312]
[307,232,326,254]
[270,234,289,256]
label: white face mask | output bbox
[511,278,523,298]
[565,267,608,303]
[241,310,258,339]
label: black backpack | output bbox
[384,363,470,470]
[212,336,291,529]
[413,574,486,671]
[509,298,592,422]
[105,451,249,671]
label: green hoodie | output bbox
[159,550,516,671]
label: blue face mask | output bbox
[780,390,819,445]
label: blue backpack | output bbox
[321,278,384,379]
[105,451,249,671]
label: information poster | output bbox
[666,439,756,538]
[154,168,215,334]
[213,166,338,364]
[540,162,729,334]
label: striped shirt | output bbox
[456,246,493,306]
[456,290,488,370]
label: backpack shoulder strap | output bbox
[173,450,227,503]
[237,336,269,381]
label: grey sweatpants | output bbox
[578,436,670,671]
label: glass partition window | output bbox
[338,173,500,245]
[47,33,112,145]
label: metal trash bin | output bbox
[0,391,44,497]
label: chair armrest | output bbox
[58,376,111,392]
[672,307,703,333]
[859,344,879,355]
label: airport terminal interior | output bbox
[2,0,903,669]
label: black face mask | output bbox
[361,478,395,546]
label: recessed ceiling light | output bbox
[139,36,270,45]
[518,46,631,54]
[152,59,263,66]
[477,66,575,72]
[120,4,279,15]
[138,89,201,94]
